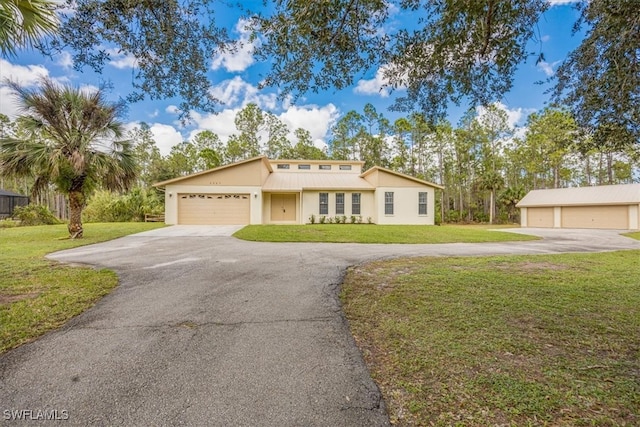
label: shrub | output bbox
[12,205,61,226]
[309,214,316,224]
[83,187,164,222]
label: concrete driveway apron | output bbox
[1,228,638,426]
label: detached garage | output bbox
[517,184,640,230]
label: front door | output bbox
[271,194,296,222]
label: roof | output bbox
[153,156,272,187]
[269,159,365,166]
[262,172,374,191]
[0,189,28,197]
[360,166,445,190]
[517,184,640,207]
[152,156,445,191]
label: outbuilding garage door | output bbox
[527,207,554,227]
[561,205,628,229]
[178,193,250,225]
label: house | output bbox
[517,184,640,230]
[0,189,29,219]
[154,156,444,225]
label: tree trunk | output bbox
[489,189,495,224]
[68,190,85,239]
[585,154,591,185]
[606,151,613,184]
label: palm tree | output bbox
[0,0,58,56]
[0,77,136,238]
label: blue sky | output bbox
[0,0,584,155]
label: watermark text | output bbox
[3,409,69,421]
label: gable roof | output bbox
[360,166,445,189]
[153,156,445,191]
[153,156,272,187]
[517,184,640,207]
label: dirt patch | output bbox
[493,261,571,272]
[0,292,40,305]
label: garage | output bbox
[561,205,628,229]
[527,207,554,228]
[518,184,640,230]
[178,193,250,225]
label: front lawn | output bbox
[234,224,538,244]
[0,222,165,353]
[623,231,640,240]
[341,250,640,426]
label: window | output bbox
[298,164,311,170]
[336,193,344,215]
[277,164,290,169]
[352,193,361,215]
[319,193,328,215]
[319,164,331,170]
[418,192,428,215]
[384,192,394,215]
[339,165,352,170]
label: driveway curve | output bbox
[1,228,638,426]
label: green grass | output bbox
[623,231,640,240]
[234,224,538,244]
[341,250,640,426]
[0,222,165,353]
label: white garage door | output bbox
[527,207,554,228]
[561,205,628,229]
[178,194,250,225]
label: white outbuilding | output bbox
[517,184,640,230]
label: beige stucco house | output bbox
[154,156,444,225]
[517,183,640,230]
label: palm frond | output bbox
[2,77,138,197]
[0,0,59,56]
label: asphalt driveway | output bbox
[1,228,638,426]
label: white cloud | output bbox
[55,51,74,69]
[278,103,340,149]
[0,59,51,118]
[537,59,561,77]
[165,105,180,115]
[148,123,185,155]
[185,102,339,152]
[541,34,551,43]
[188,109,241,144]
[547,0,579,5]
[106,49,137,69]
[211,19,257,72]
[0,58,49,86]
[209,76,277,110]
[125,121,185,155]
[354,66,392,97]
[476,101,533,130]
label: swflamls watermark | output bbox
[3,409,69,421]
